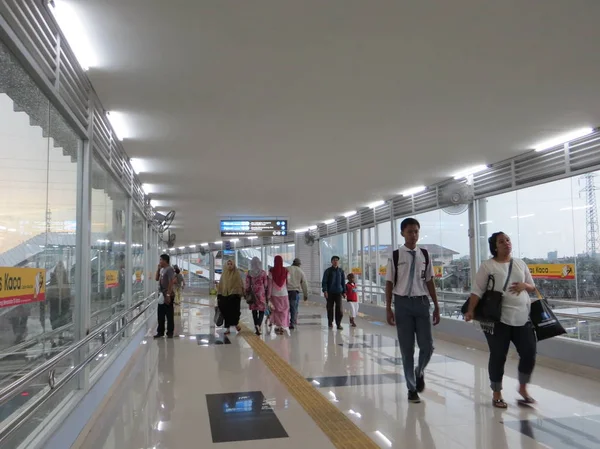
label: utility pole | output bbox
[583,173,599,256]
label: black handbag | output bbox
[530,290,566,341]
[462,259,513,322]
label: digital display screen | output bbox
[223,399,253,413]
[220,220,288,237]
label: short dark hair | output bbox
[488,232,506,257]
[331,255,340,262]
[400,217,420,232]
[160,254,170,264]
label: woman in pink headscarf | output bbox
[268,256,290,336]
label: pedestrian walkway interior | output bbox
[75,293,600,449]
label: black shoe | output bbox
[290,325,295,330]
[337,325,343,330]
[328,323,333,329]
[167,334,174,339]
[415,371,425,393]
[408,390,421,403]
[153,334,164,339]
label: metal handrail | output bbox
[0,295,156,445]
[0,293,154,407]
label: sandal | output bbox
[492,398,508,409]
[236,325,242,332]
[518,396,536,405]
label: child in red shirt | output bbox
[346,273,359,327]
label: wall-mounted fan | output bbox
[160,229,176,248]
[440,182,473,215]
[304,230,318,246]
[154,210,175,233]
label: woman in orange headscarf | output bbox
[267,256,290,336]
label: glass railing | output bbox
[0,293,156,448]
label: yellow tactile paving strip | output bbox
[239,324,380,449]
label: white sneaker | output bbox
[284,327,291,336]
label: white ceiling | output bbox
[68,0,600,245]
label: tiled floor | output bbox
[75,295,600,449]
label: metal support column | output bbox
[468,201,479,289]
[74,139,91,390]
[125,198,133,309]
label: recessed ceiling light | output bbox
[129,158,146,175]
[323,219,335,225]
[106,111,130,141]
[452,165,488,180]
[178,246,185,249]
[534,127,594,152]
[343,210,357,218]
[294,228,308,233]
[214,241,223,245]
[308,225,317,230]
[188,245,196,248]
[401,186,426,196]
[200,242,209,246]
[367,200,385,209]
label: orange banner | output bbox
[0,267,46,308]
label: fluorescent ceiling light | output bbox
[129,158,146,175]
[230,238,239,243]
[200,243,209,246]
[214,241,223,245]
[106,111,131,141]
[294,228,308,233]
[248,236,258,240]
[367,200,385,209]
[534,127,594,152]
[168,248,175,251]
[49,1,97,70]
[343,210,357,218]
[149,199,157,208]
[323,219,335,225]
[189,244,196,248]
[288,243,295,247]
[401,186,426,196]
[178,246,185,249]
[453,165,488,180]
[308,225,318,230]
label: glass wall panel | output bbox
[132,208,145,300]
[0,41,80,388]
[396,209,470,317]
[320,233,349,295]
[90,156,128,326]
[476,172,600,342]
[349,229,363,297]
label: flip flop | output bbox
[493,398,508,409]
[517,396,536,406]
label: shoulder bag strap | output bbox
[393,249,399,286]
[502,259,514,292]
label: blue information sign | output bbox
[220,220,288,237]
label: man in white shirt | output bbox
[287,258,309,329]
[385,218,441,404]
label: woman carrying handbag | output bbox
[465,232,537,409]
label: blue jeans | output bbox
[394,295,434,392]
[288,291,300,325]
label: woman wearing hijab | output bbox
[267,255,290,336]
[245,257,268,335]
[217,259,244,335]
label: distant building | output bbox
[548,251,558,262]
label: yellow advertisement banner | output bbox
[351,267,362,275]
[0,267,46,308]
[379,265,387,276]
[105,270,119,289]
[135,270,142,282]
[434,266,443,278]
[528,264,575,280]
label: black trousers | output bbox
[218,295,241,327]
[484,321,537,392]
[252,310,265,327]
[326,293,343,326]
[157,303,175,336]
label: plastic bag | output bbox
[530,292,566,341]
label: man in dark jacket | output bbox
[322,256,346,330]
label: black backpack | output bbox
[392,248,430,286]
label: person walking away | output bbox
[346,273,359,327]
[217,260,244,335]
[173,265,185,317]
[155,254,176,338]
[268,255,290,336]
[287,258,308,329]
[385,218,441,404]
[465,232,537,409]
[245,257,268,335]
[322,256,346,330]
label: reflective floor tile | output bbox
[504,414,600,449]
[307,373,403,387]
[206,391,289,443]
[194,333,231,345]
